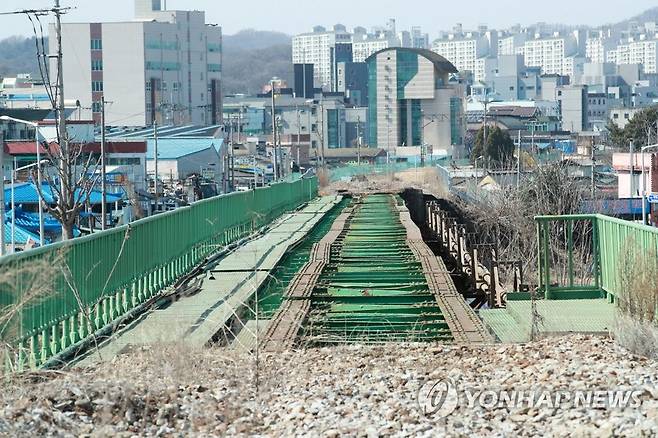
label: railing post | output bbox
[592,218,601,295]
[567,220,574,288]
[543,222,552,299]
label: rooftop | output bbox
[145,138,223,160]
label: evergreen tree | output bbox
[471,126,515,168]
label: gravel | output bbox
[1,335,656,437]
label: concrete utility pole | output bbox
[356,115,361,166]
[271,82,278,180]
[517,130,521,189]
[55,0,68,237]
[101,97,107,230]
[630,141,635,203]
[590,139,595,199]
[153,121,159,211]
[0,131,4,256]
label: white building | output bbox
[51,0,223,127]
[497,34,527,56]
[607,39,658,73]
[523,34,577,75]
[432,32,494,74]
[292,25,352,88]
[353,36,398,62]
[586,37,615,63]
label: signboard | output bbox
[648,193,658,204]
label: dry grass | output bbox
[614,244,658,359]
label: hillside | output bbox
[0,36,41,78]
[222,29,292,94]
[0,30,292,96]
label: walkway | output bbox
[75,196,342,366]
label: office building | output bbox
[292,25,352,89]
[366,48,465,156]
[335,62,368,106]
[293,64,315,99]
[51,0,223,127]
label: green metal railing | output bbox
[328,159,469,183]
[536,214,658,301]
[0,177,317,370]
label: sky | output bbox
[0,0,656,40]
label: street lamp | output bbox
[641,143,658,225]
[0,116,45,247]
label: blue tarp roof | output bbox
[5,183,124,206]
[5,207,62,233]
[581,199,649,216]
[146,138,223,160]
[3,221,42,245]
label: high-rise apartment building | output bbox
[607,40,658,74]
[292,25,352,89]
[523,35,577,75]
[432,29,497,74]
[51,0,223,127]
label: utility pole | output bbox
[271,83,278,180]
[630,141,634,201]
[54,0,68,237]
[319,101,325,169]
[356,115,361,166]
[517,130,521,189]
[229,114,234,191]
[0,131,4,256]
[153,121,159,212]
[295,96,302,167]
[590,138,595,199]
[101,97,107,230]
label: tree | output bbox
[471,126,515,168]
[608,106,658,149]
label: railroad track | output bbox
[261,194,493,350]
[400,206,494,344]
[261,206,355,351]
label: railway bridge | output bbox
[0,175,655,371]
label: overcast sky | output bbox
[0,0,656,39]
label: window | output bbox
[173,82,179,92]
[91,39,102,50]
[92,101,102,113]
[613,113,619,119]
[91,59,103,71]
[146,82,152,92]
[92,81,104,92]
[624,113,630,119]
[162,81,167,91]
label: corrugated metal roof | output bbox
[3,220,42,245]
[106,124,224,139]
[146,138,223,160]
[5,183,123,205]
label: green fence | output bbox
[329,158,470,182]
[0,177,317,370]
[535,214,658,301]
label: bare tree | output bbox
[34,139,101,240]
[25,9,101,240]
[461,162,590,288]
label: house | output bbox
[146,138,223,182]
